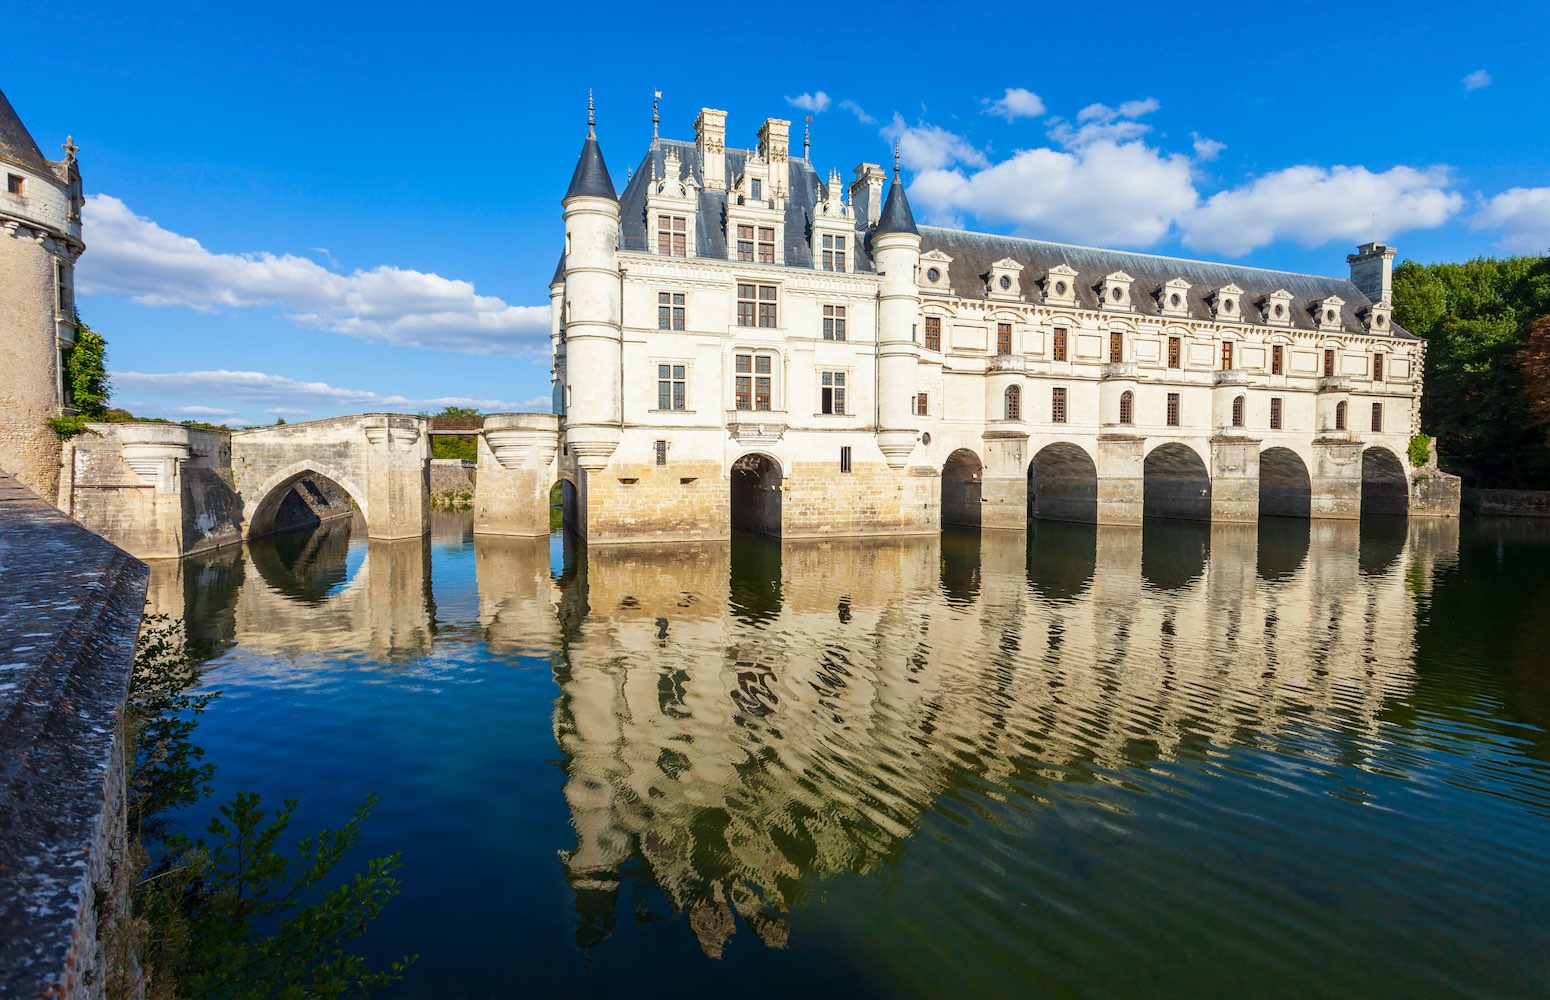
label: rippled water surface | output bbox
[151,513,1550,997]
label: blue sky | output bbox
[5,0,1547,427]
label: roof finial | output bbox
[587,89,596,138]
[803,115,811,159]
[893,139,901,180]
[62,135,78,165]
[652,89,661,141]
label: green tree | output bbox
[428,405,480,461]
[65,318,112,418]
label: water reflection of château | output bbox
[145,513,1462,959]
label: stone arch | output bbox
[245,461,368,541]
[1143,442,1211,521]
[730,452,782,536]
[550,478,580,533]
[1259,446,1312,518]
[1028,442,1098,523]
[941,448,983,528]
[1361,445,1408,515]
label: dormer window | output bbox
[751,179,763,202]
[987,257,1024,300]
[919,249,954,291]
[820,234,847,272]
[1262,289,1294,328]
[5,174,21,196]
[1211,284,1243,321]
[1099,271,1134,311]
[1159,278,1191,318]
[737,225,776,263]
[1363,301,1393,335]
[657,215,687,257]
[1044,264,1078,306]
[1314,295,1345,333]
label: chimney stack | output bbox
[1348,242,1397,305]
[849,162,885,229]
[695,108,727,191]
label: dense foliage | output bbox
[48,317,113,438]
[117,618,413,999]
[426,405,480,461]
[1393,255,1550,487]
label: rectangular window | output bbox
[1167,336,1181,369]
[1372,402,1383,432]
[1324,349,1336,377]
[1373,353,1385,381]
[734,353,774,411]
[1272,344,1284,375]
[1052,387,1068,424]
[822,304,847,341]
[1166,392,1181,427]
[914,392,929,416]
[737,284,778,328]
[840,446,852,473]
[5,174,22,195]
[656,364,686,410]
[997,322,1013,356]
[820,371,846,415]
[750,179,762,201]
[736,224,755,262]
[1270,397,1283,430]
[1109,332,1124,363]
[1053,327,1068,362]
[657,214,687,257]
[1221,341,1234,370]
[821,233,847,272]
[657,292,685,331]
[655,440,668,466]
[55,262,67,313]
[924,316,942,352]
[757,226,776,264]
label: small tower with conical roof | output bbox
[559,94,623,481]
[873,147,923,469]
[0,87,85,502]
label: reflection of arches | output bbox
[1141,519,1209,592]
[1026,519,1096,601]
[1360,512,1408,576]
[246,462,366,540]
[249,516,360,603]
[731,453,782,536]
[941,449,983,528]
[940,525,981,603]
[1257,516,1310,581]
[729,529,782,624]
[1361,446,1408,515]
[1028,443,1097,523]
[1259,447,1312,518]
[1143,443,1211,521]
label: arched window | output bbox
[1231,395,1245,428]
[1004,385,1022,420]
[1119,390,1134,425]
[1335,400,1348,431]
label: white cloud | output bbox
[1049,97,1160,148]
[1191,133,1226,161]
[785,91,831,114]
[1077,98,1160,123]
[982,88,1046,121]
[112,369,544,417]
[1183,165,1464,256]
[1472,186,1550,252]
[1463,69,1492,91]
[76,195,550,355]
[882,114,988,172]
[909,139,1198,247]
[165,404,241,417]
[839,100,876,125]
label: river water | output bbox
[147,513,1550,998]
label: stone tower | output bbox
[559,100,623,475]
[873,159,922,468]
[0,87,83,502]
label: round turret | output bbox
[873,163,923,468]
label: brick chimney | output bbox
[849,162,885,229]
[1348,242,1396,305]
[695,108,727,191]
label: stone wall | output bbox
[0,220,66,502]
[1464,487,1550,518]
[429,459,476,507]
[0,470,147,999]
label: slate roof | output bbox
[875,176,918,237]
[564,132,618,203]
[917,227,1410,338]
[603,133,1401,338]
[618,139,871,271]
[0,87,50,172]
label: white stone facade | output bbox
[550,108,1453,542]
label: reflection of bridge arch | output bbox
[248,515,362,602]
[244,461,368,541]
[1028,443,1098,523]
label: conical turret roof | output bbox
[564,131,617,203]
[0,87,50,172]
[875,169,918,237]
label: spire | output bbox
[565,92,617,203]
[875,145,917,236]
[652,89,661,141]
[0,87,50,172]
[803,115,811,160]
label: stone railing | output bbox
[989,354,1027,373]
[1318,376,1352,392]
[725,410,788,444]
[0,471,147,998]
[1213,369,1254,387]
[1102,362,1139,380]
